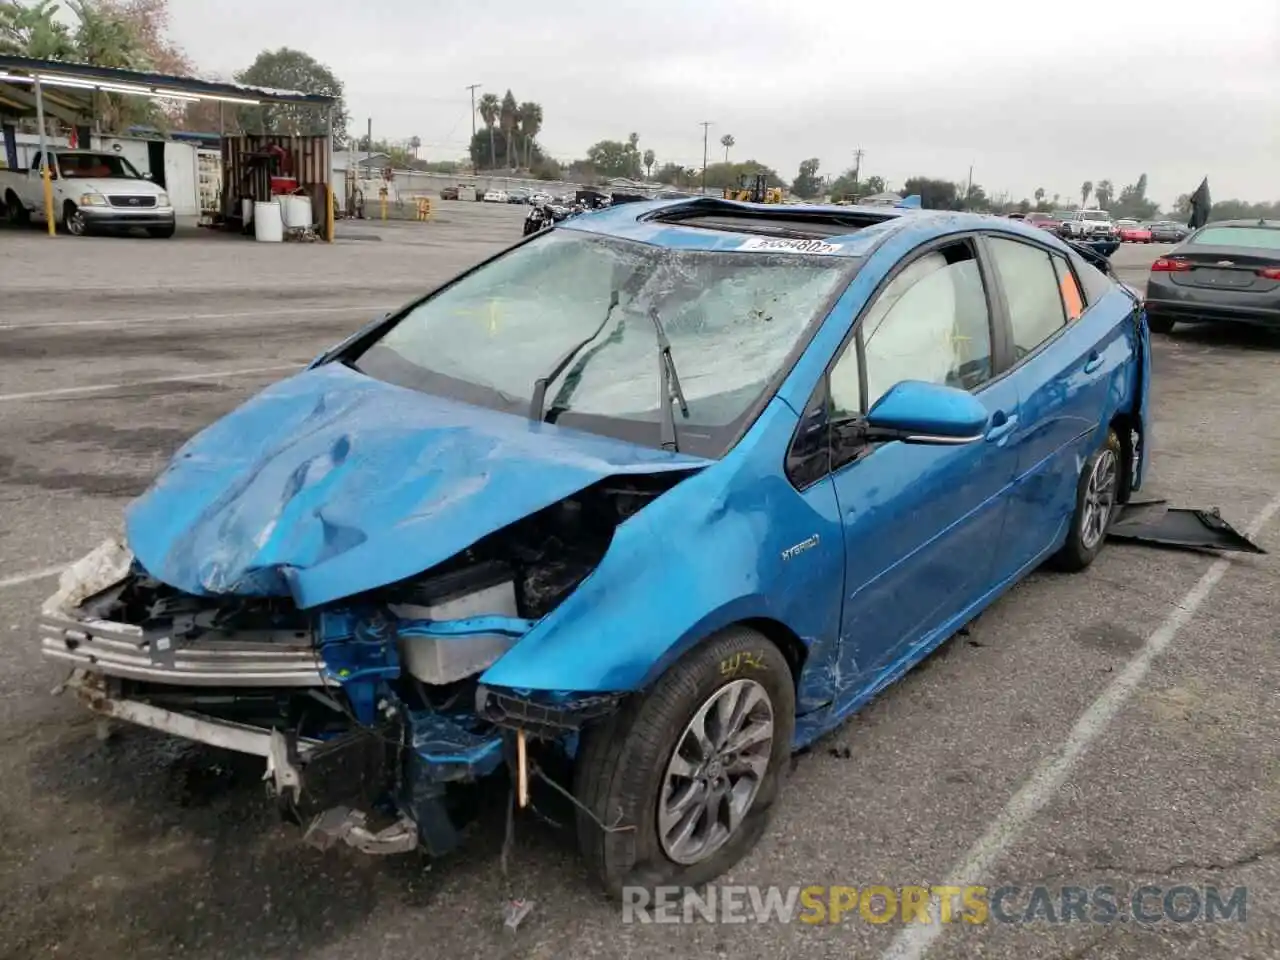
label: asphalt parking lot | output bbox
[1,210,1278,960]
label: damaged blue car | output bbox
[40,197,1150,895]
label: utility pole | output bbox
[966,164,974,205]
[465,83,481,174]
[699,121,712,195]
[852,147,864,187]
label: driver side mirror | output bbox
[142,171,154,180]
[863,381,988,444]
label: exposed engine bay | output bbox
[41,472,686,856]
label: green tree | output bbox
[499,89,517,168]
[469,127,546,172]
[792,157,822,199]
[235,47,348,143]
[642,148,655,179]
[0,0,74,57]
[407,135,421,159]
[654,161,686,186]
[828,170,884,200]
[516,101,542,169]
[1034,187,1045,205]
[585,137,643,179]
[700,160,783,191]
[1094,179,1114,210]
[903,176,960,210]
[720,133,734,163]
[1080,180,1092,207]
[477,92,499,170]
[1113,173,1159,220]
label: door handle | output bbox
[1083,352,1104,374]
[985,412,1018,442]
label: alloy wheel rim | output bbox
[1080,448,1118,550]
[68,210,85,235]
[657,678,774,865]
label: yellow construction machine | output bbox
[723,173,783,203]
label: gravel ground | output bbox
[0,213,1277,960]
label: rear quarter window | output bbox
[1070,252,1114,305]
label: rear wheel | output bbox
[574,626,795,897]
[5,192,29,226]
[1050,430,1122,572]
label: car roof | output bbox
[557,197,1045,258]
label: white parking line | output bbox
[0,363,301,403]
[0,565,64,590]
[0,303,394,331]
[881,491,1280,960]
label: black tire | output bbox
[1049,429,1122,572]
[147,224,176,238]
[5,191,28,226]
[1147,313,1175,334]
[62,201,88,236]
[574,626,795,898]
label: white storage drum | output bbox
[253,200,283,242]
[281,194,313,229]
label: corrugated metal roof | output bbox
[0,55,336,109]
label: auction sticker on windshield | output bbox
[738,237,844,255]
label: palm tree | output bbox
[478,93,499,170]
[517,101,542,169]
[408,135,421,160]
[1034,187,1045,204]
[720,133,735,163]
[500,90,518,168]
[1080,181,1093,208]
[642,149,655,179]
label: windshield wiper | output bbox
[528,289,620,421]
[646,306,689,451]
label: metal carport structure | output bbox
[0,55,338,241]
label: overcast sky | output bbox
[169,0,1279,206]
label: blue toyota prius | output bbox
[40,197,1151,894]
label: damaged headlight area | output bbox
[40,476,674,858]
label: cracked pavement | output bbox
[0,216,1277,960]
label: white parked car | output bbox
[1061,209,1115,239]
[1,148,175,237]
[483,190,508,203]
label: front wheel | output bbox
[1050,430,1122,572]
[573,626,795,897]
[62,202,88,236]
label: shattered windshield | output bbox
[356,229,850,442]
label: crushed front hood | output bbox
[126,363,707,608]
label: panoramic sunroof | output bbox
[642,198,896,240]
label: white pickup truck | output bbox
[1,148,175,237]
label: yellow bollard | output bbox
[325,183,335,242]
[42,164,55,237]
[379,186,388,221]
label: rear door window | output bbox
[987,236,1068,358]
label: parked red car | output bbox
[1117,221,1152,243]
[1024,212,1064,232]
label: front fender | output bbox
[479,400,845,695]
